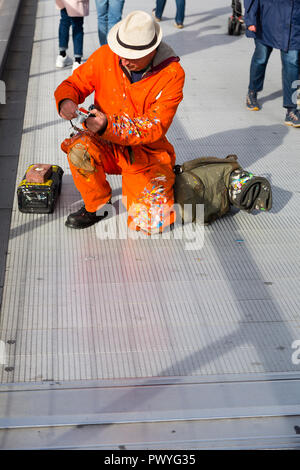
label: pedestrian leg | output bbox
[95,0,109,46]
[249,39,273,93]
[107,0,125,34]
[70,16,84,63]
[58,8,71,54]
[246,39,272,110]
[281,49,300,126]
[175,0,185,27]
[155,0,167,21]
[281,49,299,109]
[56,8,73,68]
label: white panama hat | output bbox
[107,10,163,59]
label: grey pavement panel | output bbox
[0,0,38,313]
[0,119,24,155]
[0,378,300,449]
[0,0,21,75]
[4,51,32,71]
[0,209,12,288]
[0,94,27,120]
[0,0,300,449]
[1,416,300,449]
[0,156,19,208]
[1,69,31,92]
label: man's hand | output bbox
[59,99,107,134]
[248,25,256,32]
[59,99,78,120]
[85,109,108,134]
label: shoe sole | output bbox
[65,220,98,229]
[152,10,161,21]
[56,60,73,68]
[246,106,260,111]
[284,121,300,127]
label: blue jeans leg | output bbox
[280,49,299,109]
[59,8,83,57]
[70,16,84,57]
[95,0,124,46]
[175,0,185,25]
[248,39,273,92]
[108,0,124,33]
[155,0,185,24]
[59,8,71,51]
[95,0,108,46]
[155,0,167,20]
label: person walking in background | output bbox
[55,0,89,72]
[56,0,89,71]
[152,0,185,29]
[95,0,125,46]
[245,0,300,127]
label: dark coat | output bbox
[244,0,300,51]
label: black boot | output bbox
[65,205,108,229]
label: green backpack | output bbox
[174,155,241,224]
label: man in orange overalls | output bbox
[54,10,185,234]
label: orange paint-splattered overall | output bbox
[54,43,185,233]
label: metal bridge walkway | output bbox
[0,0,300,449]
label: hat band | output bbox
[116,31,157,51]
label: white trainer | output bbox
[56,54,73,68]
[72,61,81,72]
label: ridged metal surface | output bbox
[1,377,300,449]
[1,0,300,388]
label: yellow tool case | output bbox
[17,165,64,214]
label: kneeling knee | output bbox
[69,145,96,173]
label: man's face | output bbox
[120,49,157,72]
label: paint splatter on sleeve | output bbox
[103,109,163,146]
[101,68,185,147]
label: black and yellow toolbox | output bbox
[17,164,64,214]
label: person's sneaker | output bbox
[285,109,300,127]
[246,90,260,110]
[56,54,73,68]
[65,205,108,229]
[72,61,81,72]
[174,22,184,29]
[152,8,161,22]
